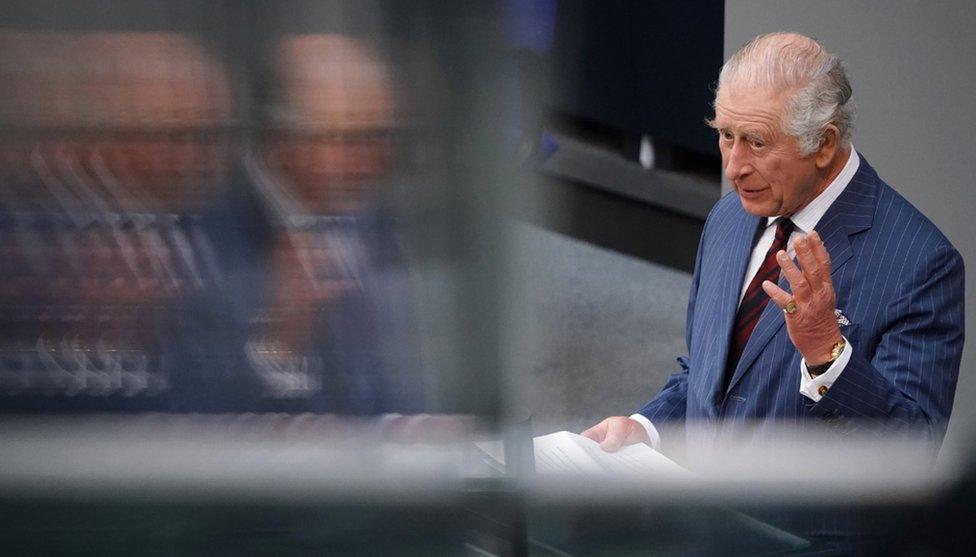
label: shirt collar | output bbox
[766,146,860,233]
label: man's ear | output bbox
[814,125,840,169]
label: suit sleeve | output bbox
[634,215,709,428]
[807,244,964,442]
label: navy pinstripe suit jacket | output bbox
[638,153,964,449]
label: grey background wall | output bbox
[725,0,976,461]
[514,223,691,434]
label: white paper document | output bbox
[477,430,690,479]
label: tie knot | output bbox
[775,218,795,242]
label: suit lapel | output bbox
[724,154,878,396]
[703,209,762,406]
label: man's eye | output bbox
[750,139,765,149]
[720,131,734,141]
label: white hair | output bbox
[716,32,854,156]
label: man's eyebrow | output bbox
[729,123,771,138]
[705,117,724,130]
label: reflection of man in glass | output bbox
[261,35,396,215]
[0,31,231,408]
[182,34,424,414]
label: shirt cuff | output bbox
[628,413,661,451]
[799,336,852,402]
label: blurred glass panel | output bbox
[0,1,509,417]
[0,30,233,408]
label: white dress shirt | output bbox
[632,148,860,450]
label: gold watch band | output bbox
[807,338,846,377]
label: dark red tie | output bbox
[725,218,795,382]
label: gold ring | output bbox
[784,300,798,315]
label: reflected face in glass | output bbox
[712,86,824,218]
[262,128,394,213]
[0,31,233,213]
[86,133,230,211]
[261,35,398,214]
[0,30,233,346]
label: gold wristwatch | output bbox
[807,337,846,377]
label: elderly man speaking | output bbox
[584,32,964,467]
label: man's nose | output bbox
[724,141,751,182]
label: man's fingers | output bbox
[762,279,793,308]
[583,417,651,453]
[808,231,832,275]
[775,250,809,299]
[794,235,824,288]
[581,420,608,443]
[600,418,631,452]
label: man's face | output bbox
[263,35,396,214]
[713,86,825,217]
